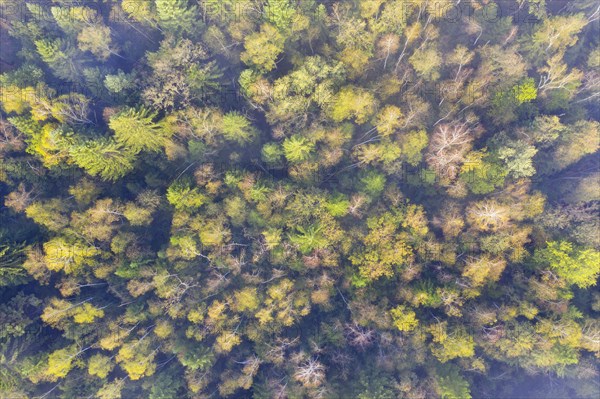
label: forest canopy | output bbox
[0,1,599,398]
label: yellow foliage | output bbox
[73,303,105,323]
[374,105,403,136]
[1,86,35,114]
[233,287,260,312]
[267,279,294,301]
[154,320,174,338]
[462,256,507,287]
[215,332,241,353]
[116,343,156,380]
[43,237,99,274]
[88,354,114,379]
[46,346,80,380]
[188,308,205,324]
[255,308,274,325]
[391,305,419,332]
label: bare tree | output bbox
[426,120,476,180]
[344,323,376,350]
[293,357,326,388]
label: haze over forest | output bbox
[0,1,599,398]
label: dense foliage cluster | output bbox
[0,1,599,398]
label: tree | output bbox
[390,305,419,332]
[374,105,403,136]
[436,365,472,399]
[46,345,82,380]
[289,224,329,254]
[426,121,476,181]
[166,181,207,210]
[77,25,114,60]
[548,120,599,173]
[0,292,41,339]
[462,255,507,287]
[430,324,475,363]
[409,46,441,81]
[155,0,199,35]
[241,24,285,72]
[494,138,538,178]
[0,257,28,297]
[265,56,345,128]
[43,237,99,274]
[490,78,538,124]
[109,107,171,153]
[71,198,123,242]
[376,34,401,69]
[219,112,256,144]
[25,199,70,232]
[459,150,507,194]
[400,129,428,166]
[116,340,157,381]
[88,354,114,379]
[96,378,125,399]
[72,303,105,324]
[261,143,284,165]
[528,14,587,64]
[330,86,378,124]
[466,200,511,232]
[121,0,154,24]
[350,206,426,282]
[104,70,135,94]
[282,135,314,163]
[70,138,136,181]
[534,241,600,288]
[143,38,219,110]
[293,358,326,388]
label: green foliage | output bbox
[0,242,28,286]
[409,47,441,81]
[325,194,350,217]
[146,367,184,399]
[241,24,285,72]
[109,107,170,153]
[261,143,284,165]
[104,70,135,94]
[143,38,217,110]
[400,129,428,166]
[282,135,314,163]
[70,138,136,181]
[436,365,472,399]
[289,224,328,254]
[359,170,386,197]
[513,78,538,104]
[494,138,538,178]
[331,86,377,124]
[155,0,199,35]
[534,241,600,288]
[46,345,81,380]
[0,293,41,339]
[460,151,507,194]
[264,0,298,33]
[350,205,426,281]
[77,25,113,60]
[430,325,476,363]
[166,181,207,210]
[177,345,214,371]
[390,305,419,332]
[220,112,255,144]
[88,354,114,379]
[353,370,398,399]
